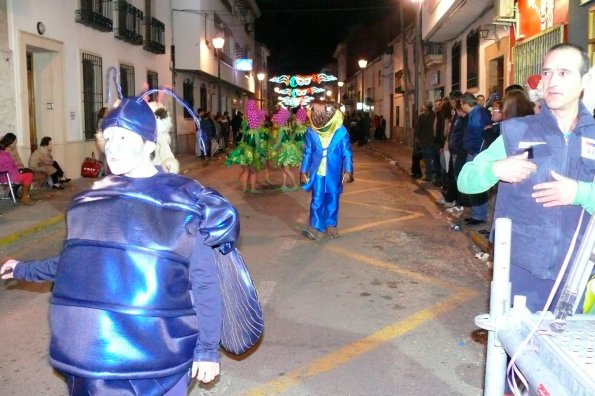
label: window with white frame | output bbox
[81,52,103,141]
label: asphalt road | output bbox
[0,145,491,395]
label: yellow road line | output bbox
[341,198,422,213]
[340,214,423,235]
[348,177,396,186]
[327,245,473,292]
[244,290,476,396]
[244,247,478,395]
[342,186,393,196]
[0,214,64,248]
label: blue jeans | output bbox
[421,145,436,180]
[467,153,487,220]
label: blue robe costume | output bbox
[300,125,353,232]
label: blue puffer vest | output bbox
[495,104,595,280]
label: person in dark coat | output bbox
[414,101,436,181]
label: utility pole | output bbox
[399,1,412,146]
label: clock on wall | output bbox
[36,22,45,35]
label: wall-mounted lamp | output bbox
[212,36,225,49]
[479,25,498,40]
[256,72,266,109]
[358,59,368,110]
[212,36,225,113]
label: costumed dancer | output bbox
[149,102,180,174]
[292,106,308,154]
[299,100,354,240]
[225,99,267,193]
[271,107,300,191]
[1,92,262,395]
[262,112,275,187]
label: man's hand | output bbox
[492,152,537,183]
[532,171,577,208]
[342,172,354,184]
[1,259,19,279]
[300,172,309,185]
[191,361,220,384]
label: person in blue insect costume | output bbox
[1,93,262,395]
[299,100,354,240]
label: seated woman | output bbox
[0,133,33,174]
[28,136,70,190]
[0,145,34,205]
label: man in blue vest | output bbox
[458,43,595,312]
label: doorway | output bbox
[26,52,38,152]
[488,56,505,99]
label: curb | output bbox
[0,213,65,248]
[470,230,493,254]
[366,142,495,255]
[0,156,203,249]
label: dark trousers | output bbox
[442,153,470,206]
[410,152,422,176]
[51,161,65,184]
[421,145,436,180]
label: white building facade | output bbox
[0,0,263,176]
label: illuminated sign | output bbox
[273,86,326,97]
[269,73,338,87]
[277,95,315,107]
[234,58,253,71]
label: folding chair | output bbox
[31,170,51,192]
[210,138,220,159]
[0,170,19,203]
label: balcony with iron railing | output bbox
[144,16,165,54]
[114,0,143,46]
[217,50,233,68]
[75,0,113,32]
[424,42,445,68]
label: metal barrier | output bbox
[476,218,595,396]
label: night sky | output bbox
[254,0,401,75]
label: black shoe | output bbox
[60,178,71,183]
[52,184,64,190]
[465,218,486,225]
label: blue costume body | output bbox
[14,173,239,395]
[300,125,353,232]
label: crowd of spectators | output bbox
[412,84,538,234]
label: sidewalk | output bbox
[0,153,206,248]
[0,142,492,255]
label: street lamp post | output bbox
[256,72,265,109]
[337,81,344,104]
[358,59,368,111]
[212,37,225,114]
